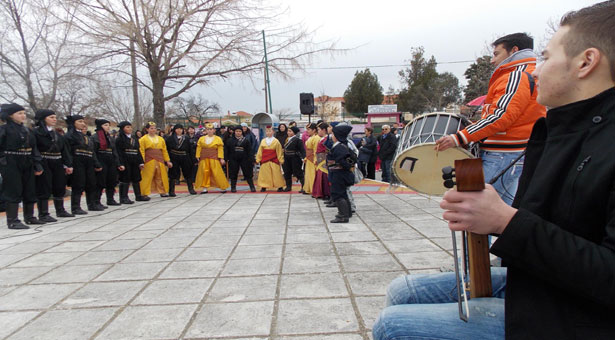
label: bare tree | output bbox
[169,94,219,126]
[69,0,337,126]
[0,0,88,115]
[91,82,153,125]
[273,107,295,122]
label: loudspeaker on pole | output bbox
[299,93,314,115]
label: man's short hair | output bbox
[560,1,615,81]
[493,33,533,52]
[365,127,373,134]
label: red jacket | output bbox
[453,52,546,152]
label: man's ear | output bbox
[511,46,520,53]
[578,48,602,79]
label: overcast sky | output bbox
[197,0,593,116]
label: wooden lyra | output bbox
[442,158,492,321]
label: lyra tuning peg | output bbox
[444,179,456,188]
[442,166,455,180]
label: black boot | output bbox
[168,180,177,197]
[119,183,134,204]
[106,188,120,206]
[298,178,306,194]
[97,190,108,209]
[283,178,292,192]
[24,203,45,225]
[231,180,237,193]
[7,203,29,229]
[247,178,256,192]
[54,197,74,217]
[88,192,104,211]
[325,200,337,208]
[187,180,197,195]
[330,199,350,223]
[71,191,88,215]
[37,199,57,223]
[133,182,150,201]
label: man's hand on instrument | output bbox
[435,135,456,151]
[440,184,517,235]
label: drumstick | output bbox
[429,144,440,202]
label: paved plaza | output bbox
[0,184,455,340]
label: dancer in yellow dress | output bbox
[302,123,319,194]
[255,126,285,192]
[139,122,172,198]
[195,123,229,193]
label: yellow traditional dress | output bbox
[139,134,170,196]
[302,134,319,193]
[195,135,229,190]
[255,137,285,189]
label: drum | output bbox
[393,112,476,195]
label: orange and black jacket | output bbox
[452,49,546,152]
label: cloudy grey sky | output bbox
[198,0,593,115]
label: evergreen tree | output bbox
[343,69,384,118]
[463,55,494,103]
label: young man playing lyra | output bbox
[374,2,615,339]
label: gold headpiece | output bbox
[205,123,214,129]
[148,121,156,126]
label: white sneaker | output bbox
[200,188,208,194]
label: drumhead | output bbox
[393,143,474,195]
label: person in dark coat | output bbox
[65,115,102,214]
[326,124,355,223]
[377,125,397,183]
[374,3,615,339]
[92,119,121,207]
[165,124,197,196]
[357,126,377,180]
[33,109,74,220]
[282,126,305,192]
[115,121,146,203]
[275,123,288,146]
[0,104,45,229]
[225,125,255,192]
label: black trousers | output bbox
[228,157,253,182]
[71,156,97,194]
[282,156,304,181]
[359,161,376,180]
[168,155,193,181]
[0,156,37,204]
[36,158,66,199]
[96,154,118,192]
[118,159,142,183]
[329,171,354,201]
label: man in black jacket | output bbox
[377,125,397,183]
[115,121,146,203]
[373,2,615,339]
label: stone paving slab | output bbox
[0,189,454,340]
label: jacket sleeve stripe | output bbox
[466,66,526,134]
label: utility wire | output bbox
[296,60,476,71]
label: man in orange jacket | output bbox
[436,33,546,205]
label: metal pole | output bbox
[262,30,273,114]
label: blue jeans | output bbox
[481,150,524,206]
[373,268,507,340]
[381,159,392,183]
